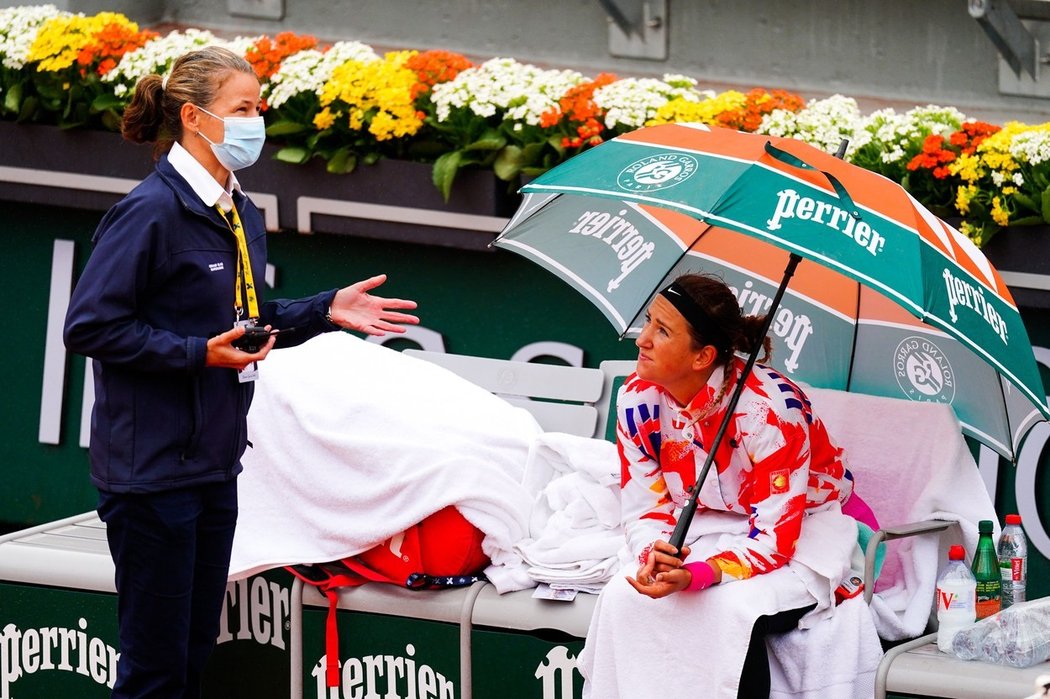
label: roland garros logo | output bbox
[893,336,956,404]
[617,153,698,192]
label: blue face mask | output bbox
[195,106,265,171]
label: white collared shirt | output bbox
[167,141,242,213]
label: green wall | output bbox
[0,201,637,528]
[3,199,1050,602]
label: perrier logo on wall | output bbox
[1,617,118,698]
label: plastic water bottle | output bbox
[997,513,1028,608]
[937,544,977,653]
[973,519,1002,620]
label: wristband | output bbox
[683,561,717,591]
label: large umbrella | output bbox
[494,122,1049,462]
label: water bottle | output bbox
[997,513,1027,608]
[936,544,977,653]
[972,519,1002,619]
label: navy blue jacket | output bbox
[64,156,338,493]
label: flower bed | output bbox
[2,4,1050,247]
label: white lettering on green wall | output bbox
[215,577,289,650]
[309,643,454,699]
[0,617,118,698]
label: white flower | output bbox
[0,4,65,70]
[264,41,378,109]
[759,94,861,155]
[1009,129,1050,166]
[662,73,698,89]
[592,76,709,130]
[849,104,968,167]
[102,30,262,100]
[430,57,583,126]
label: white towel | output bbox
[515,433,623,591]
[804,387,998,640]
[768,596,882,699]
[228,332,542,580]
[578,507,859,699]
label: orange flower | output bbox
[247,32,319,81]
[949,121,1001,155]
[907,135,956,179]
[541,72,618,149]
[75,22,157,77]
[716,88,804,132]
[404,50,472,100]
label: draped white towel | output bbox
[229,332,543,581]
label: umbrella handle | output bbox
[763,141,861,221]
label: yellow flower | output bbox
[955,184,977,214]
[317,50,422,141]
[27,12,138,72]
[647,90,746,126]
[990,196,1010,227]
[313,108,336,130]
[948,154,981,183]
[958,220,982,245]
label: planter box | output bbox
[981,225,1050,309]
[0,121,519,251]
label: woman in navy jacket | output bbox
[63,46,417,699]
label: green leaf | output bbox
[493,145,524,181]
[433,150,463,201]
[547,134,566,158]
[90,93,123,113]
[265,119,309,137]
[519,141,545,164]
[16,95,38,122]
[273,146,311,164]
[1009,214,1045,227]
[99,109,121,132]
[1041,187,1050,224]
[1013,192,1040,213]
[325,147,357,174]
[464,127,506,153]
[3,82,22,114]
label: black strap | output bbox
[764,141,861,221]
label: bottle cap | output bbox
[1006,514,1022,525]
[979,519,993,533]
[948,544,965,560]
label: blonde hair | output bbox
[121,46,256,158]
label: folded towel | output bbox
[516,432,622,591]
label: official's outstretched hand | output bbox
[329,274,419,336]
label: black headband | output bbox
[659,281,730,352]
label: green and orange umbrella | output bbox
[494,122,1049,462]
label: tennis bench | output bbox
[3,350,1045,698]
[286,350,1046,699]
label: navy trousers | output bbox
[98,479,238,699]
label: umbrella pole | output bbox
[667,252,803,554]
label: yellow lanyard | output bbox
[216,202,260,321]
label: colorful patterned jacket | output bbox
[617,357,854,583]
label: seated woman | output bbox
[578,273,878,699]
